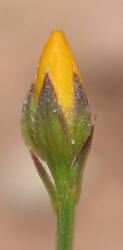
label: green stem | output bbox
[56,199,76,250]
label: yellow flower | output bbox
[22,30,93,209]
[35,30,83,117]
[22,30,94,250]
[22,29,93,191]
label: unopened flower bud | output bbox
[22,31,93,204]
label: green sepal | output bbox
[69,126,94,202]
[22,84,37,152]
[22,73,93,204]
[69,73,92,159]
[30,151,59,211]
[35,74,72,195]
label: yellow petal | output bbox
[35,30,84,116]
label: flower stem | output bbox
[56,198,76,250]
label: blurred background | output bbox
[0,0,123,249]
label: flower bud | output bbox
[22,31,93,203]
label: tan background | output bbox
[0,0,123,249]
